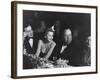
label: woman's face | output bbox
[45,31,54,41]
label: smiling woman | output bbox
[35,28,56,60]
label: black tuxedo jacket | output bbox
[23,36,38,69]
[51,40,85,66]
[24,36,37,55]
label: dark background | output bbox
[23,10,91,66]
[23,10,91,41]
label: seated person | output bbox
[23,25,37,69]
[51,28,73,65]
[82,36,91,66]
[52,28,90,66]
[34,28,56,61]
[23,25,35,55]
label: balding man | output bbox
[51,29,73,63]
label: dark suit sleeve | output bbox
[49,43,61,60]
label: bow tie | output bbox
[25,37,33,41]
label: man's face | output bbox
[63,29,72,44]
[24,26,33,37]
[26,30,33,37]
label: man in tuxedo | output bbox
[23,25,35,55]
[23,25,37,69]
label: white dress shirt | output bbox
[60,45,67,53]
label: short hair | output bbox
[24,25,33,32]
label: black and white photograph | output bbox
[23,10,91,69]
[11,1,97,78]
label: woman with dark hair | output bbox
[34,27,56,60]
